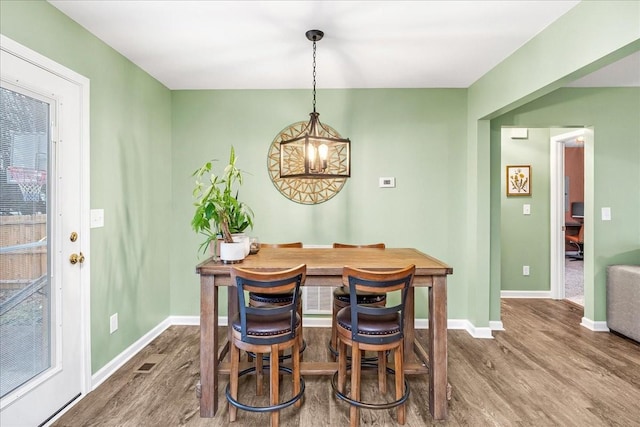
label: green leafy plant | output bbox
[191,147,254,253]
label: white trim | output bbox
[415,318,494,339]
[301,317,332,328]
[580,317,609,332]
[549,128,587,301]
[447,319,494,339]
[1,33,92,409]
[170,316,498,333]
[501,290,552,298]
[89,312,499,391]
[91,318,171,389]
[170,315,227,326]
[169,316,200,326]
[414,318,429,329]
[490,321,505,331]
[91,315,229,390]
[550,132,566,300]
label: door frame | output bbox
[550,130,569,300]
[0,33,92,407]
[549,128,589,305]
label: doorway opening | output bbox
[550,128,586,306]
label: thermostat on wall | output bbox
[379,177,396,188]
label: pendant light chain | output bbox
[312,40,317,113]
[277,29,350,182]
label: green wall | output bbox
[2,0,639,376]
[470,1,639,326]
[500,128,552,291]
[492,88,640,321]
[0,1,173,372]
[170,89,469,319]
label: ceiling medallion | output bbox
[268,121,348,205]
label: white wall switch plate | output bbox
[379,177,396,188]
[110,313,118,334]
[91,209,104,228]
[601,207,611,221]
[523,265,530,276]
[523,204,531,215]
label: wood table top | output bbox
[196,247,452,277]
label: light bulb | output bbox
[318,144,328,160]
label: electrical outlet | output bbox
[110,313,118,334]
[523,266,530,276]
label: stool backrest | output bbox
[333,242,385,248]
[261,242,303,248]
[231,264,306,345]
[342,265,415,345]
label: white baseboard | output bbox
[91,318,172,389]
[501,290,552,298]
[489,320,505,331]
[448,319,494,339]
[580,317,610,332]
[91,315,225,390]
[414,318,494,339]
[169,315,228,326]
[168,315,200,325]
[91,312,500,393]
[303,317,332,328]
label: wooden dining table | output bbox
[195,247,453,421]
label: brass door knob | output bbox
[69,252,85,265]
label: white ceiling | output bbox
[48,0,639,90]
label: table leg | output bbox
[428,275,448,420]
[199,275,218,417]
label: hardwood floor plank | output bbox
[52,300,640,426]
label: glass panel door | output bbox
[0,86,51,398]
[1,36,88,426]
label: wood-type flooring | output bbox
[52,299,640,426]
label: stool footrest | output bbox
[331,363,410,410]
[225,365,305,413]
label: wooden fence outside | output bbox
[0,214,47,289]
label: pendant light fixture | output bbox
[279,30,351,179]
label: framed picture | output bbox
[506,165,531,196]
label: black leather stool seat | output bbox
[333,287,386,304]
[249,290,301,305]
[248,290,305,362]
[336,307,401,336]
[231,312,301,337]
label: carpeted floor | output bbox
[565,256,584,306]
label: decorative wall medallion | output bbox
[268,121,348,204]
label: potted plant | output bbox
[191,146,254,261]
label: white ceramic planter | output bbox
[232,233,251,257]
[219,241,245,263]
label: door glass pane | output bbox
[0,86,50,397]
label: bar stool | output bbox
[227,264,306,427]
[331,265,415,427]
[329,243,387,360]
[248,242,306,363]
